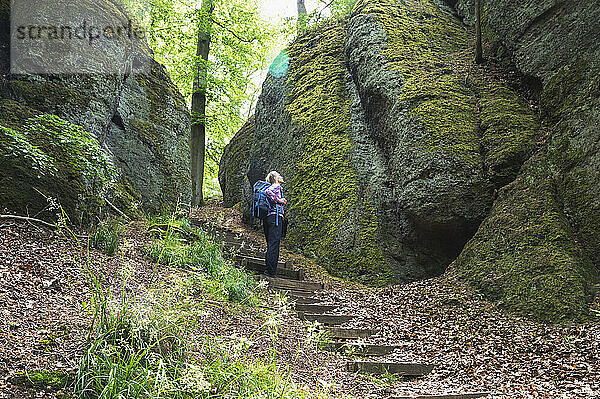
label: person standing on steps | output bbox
[263,171,287,277]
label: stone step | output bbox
[266,276,323,292]
[347,361,433,376]
[294,303,338,313]
[324,342,397,356]
[392,393,490,399]
[325,327,377,339]
[236,254,292,268]
[236,255,302,280]
[298,312,356,326]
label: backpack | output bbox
[252,180,273,219]
[252,180,283,225]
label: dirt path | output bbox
[1,208,599,398]
[191,204,600,398]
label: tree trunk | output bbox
[297,0,307,33]
[474,0,484,64]
[191,0,214,207]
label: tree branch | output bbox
[317,0,337,21]
[210,17,257,43]
[101,197,132,221]
[0,214,56,229]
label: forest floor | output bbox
[1,204,599,398]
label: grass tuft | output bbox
[92,217,125,256]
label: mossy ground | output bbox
[284,20,393,286]
[11,370,75,390]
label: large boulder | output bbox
[452,0,600,321]
[0,0,190,218]
[220,0,539,286]
[219,116,255,209]
[221,0,600,321]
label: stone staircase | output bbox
[196,221,491,398]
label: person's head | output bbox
[265,171,284,185]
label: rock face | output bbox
[0,0,191,217]
[221,0,539,284]
[220,0,600,321]
[219,116,255,208]
[452,0,600,321]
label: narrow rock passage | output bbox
[193,219,493,398]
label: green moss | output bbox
[550,134,600,269]
[285,20,393,286]
[0,0,9,21]
[0,113,117,222]
[11,370,74,390]
[479,84,539,185]
[129,117,159,142]
[540,59,588,120]
[355,0,538,171]
[112,175,144,219]
[135,65,187,124]
[0,99,38,129]
[10,79,91,113]
[456,154,596,323]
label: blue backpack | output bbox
[252,180,282,225]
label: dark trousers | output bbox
[263,214,283,276]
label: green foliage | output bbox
[77,265,342,399]
[92,218,126,256]
[147,217,257,303]
[284,20,393,286]
[11,370,75,390]
[76,272,190,398]
[1,114,116,186]
[127,0,275,197]
[0,111,118,221]
[304,322,334,350]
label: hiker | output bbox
[263,171,287,277]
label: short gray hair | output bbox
[265,171,283,184]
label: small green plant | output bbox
[304,321,334,350]
[367,370,403,387]
[76,264,347,399]
[147,216,257,304]
[92,217,125,256]
[11,370,75,390]
[77,271,189,399]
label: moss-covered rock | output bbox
[284,20,393,286]
[0,104,119,221]
[104,61,191,213]
[219,116,255,208]
[219,0,599,321]
[0,0,191,216]
[453,0,600,321]
[456,153,596,322]
[222,0,540,287]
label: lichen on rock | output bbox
[219,116,255,208]
[221,0,543,288]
